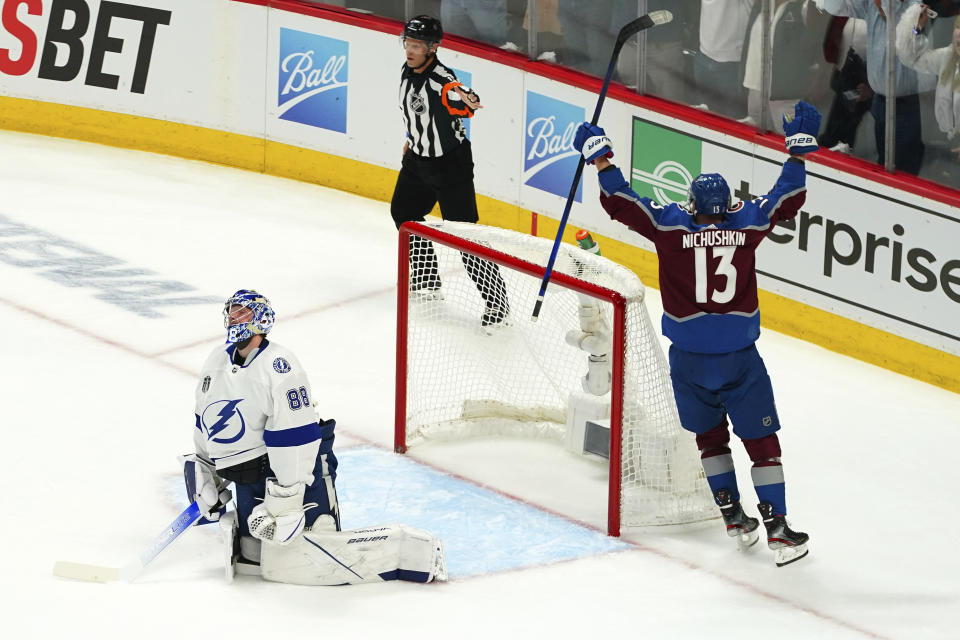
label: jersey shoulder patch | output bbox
[272,357,292,374]
[261,343,304,384]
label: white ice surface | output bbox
[2,130,958,639]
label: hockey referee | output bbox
[390,15,509,327]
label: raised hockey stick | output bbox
[531,10,673,321]
[53,501,203,583]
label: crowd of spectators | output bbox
[320,0,960,188]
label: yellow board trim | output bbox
[2,96,956,393]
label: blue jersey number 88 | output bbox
[286,386,310,410]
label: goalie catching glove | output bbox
[574,122,614,164]
[783,101,821,155]
[181,454,232,525]
[249,479,312,545]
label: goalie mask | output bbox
[687,173,732,217]
[223,289,275,344]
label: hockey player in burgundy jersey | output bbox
[574,101,821,566]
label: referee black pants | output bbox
[390,139,480,226]
[390,141,508,320]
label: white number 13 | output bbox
[694,246,738,304]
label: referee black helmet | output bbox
[403,15,443,44]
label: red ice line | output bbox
[156,286,393,357]
[1,292,888,640]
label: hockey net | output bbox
[395,221,715,535]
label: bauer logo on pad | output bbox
[277,29,349,133]
[523,91,584,202]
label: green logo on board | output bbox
[630,119,702,206]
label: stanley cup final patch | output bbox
[202,376,211,393]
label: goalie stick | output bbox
[531,10,673,321]
[53,501,203,583]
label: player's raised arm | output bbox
[568,105,815,567]
[783,100,821,159]
[574,122,669,242]
[752,101,822,224]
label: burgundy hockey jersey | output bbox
[597,159,807,354]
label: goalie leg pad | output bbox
[303,457,341,532]
[218,512,262,579]
[260,524,447,586]
[236,536,262,576]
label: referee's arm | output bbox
[434,78,482,117]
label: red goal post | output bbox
[395,220,715,536]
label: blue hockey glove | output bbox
[574,122,614,164]
[783,101,821,154]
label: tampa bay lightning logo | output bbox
[273,357,291,373]
[201,399,246,444]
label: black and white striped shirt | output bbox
[399,58,475,158]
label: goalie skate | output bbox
[714,489,759,551]
[430,539,448,582]
[220,511,238,583]
[758,502,809,567]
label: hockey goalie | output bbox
[184,289,446,585]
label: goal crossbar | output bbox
[396,221,629,535]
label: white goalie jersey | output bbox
[193,339,322,487]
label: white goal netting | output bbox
[397,221,715,531]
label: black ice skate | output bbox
[758,501,809,567]
[481,302,510,329]
[410,287,444,302]
[409,278,444,302]
[714,488,760,551]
